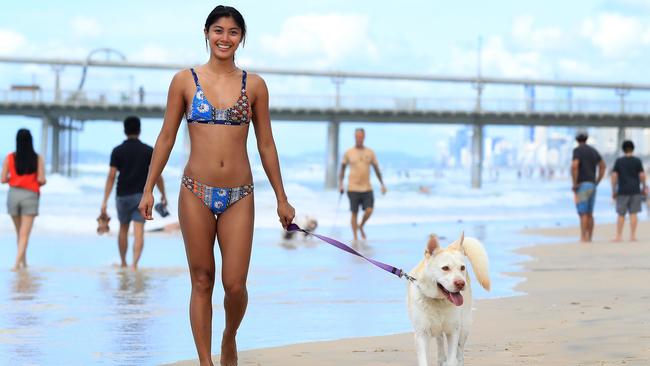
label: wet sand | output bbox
[167,221,650,365]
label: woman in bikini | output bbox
[138,5,295,366]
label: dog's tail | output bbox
[459,237,491,291]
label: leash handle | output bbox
[287,223,410,280]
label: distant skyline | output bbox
[1,0,648,158]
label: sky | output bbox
[1,0,649,159]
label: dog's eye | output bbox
[442,266,450,271]
[461,265,466,271]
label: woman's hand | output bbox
[139,191,155,220]
[277,200,295,230]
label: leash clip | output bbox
[402,271,417,283]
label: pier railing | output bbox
[1,88,648,115]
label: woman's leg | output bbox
[10,216,26,268]
[179,187,218,366]
[215,194,254,366]
[10,215,21,233]
[13,215,35,271]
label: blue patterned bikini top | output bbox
[186,68,251,125]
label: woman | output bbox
[138,5,294,366]
[1,129,46,271]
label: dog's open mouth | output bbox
[437,283,463,306]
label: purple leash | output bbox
[286,223,415,282]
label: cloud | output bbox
[511,15,565,50]
[259,13,378,68]
[132,44,172,62]
[555,58,598,79]
[581,13,650,57]
[601,0,650,13]
[0,29,26,54]
[445,36,545,78]
[71,16,102,38]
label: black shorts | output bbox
[347,191,374,213]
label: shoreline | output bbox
[165,220,650,365]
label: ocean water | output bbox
[0,163,623,365]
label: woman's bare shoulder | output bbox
[245,72,268,99]
[172,69,195,83]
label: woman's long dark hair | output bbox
[15,129,37,175]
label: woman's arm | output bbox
[155,175,168,206]
[1,156,9,184]
[250,74,295,228]
[138,71,187,219]
[37,155,46,186]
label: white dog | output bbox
[407,233,490,366]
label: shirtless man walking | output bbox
[338,128,387,241]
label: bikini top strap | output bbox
[241,70,247,92]
[189,68,200,87]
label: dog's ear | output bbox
[449,231,466,254]
[459,231,465,249]
[425,234,439,257]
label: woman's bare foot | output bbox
[611,237,623,242]
[359,225,367,240]
[11,260,26,271]
[220,332,238,366]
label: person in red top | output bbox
[1,129,46,271]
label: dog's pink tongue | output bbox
[448,292,464,306]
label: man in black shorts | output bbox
[338,128,387,241]
[611,140,647,242]
[100,116,167,269]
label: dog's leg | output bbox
[444,330,460,366]
[435,334,446,366]
[414,333,431,366]
[425,335,436,366]
[456,329,468,365]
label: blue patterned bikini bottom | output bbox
[181,175,253,215]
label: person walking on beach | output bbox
[571,132,606,243]
[101,116,167,270]
[137,6,295,365]
[611,140,647,242]
[1,129,46,271]
[339,128,387,242]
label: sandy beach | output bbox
[167,220,650,366]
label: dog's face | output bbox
[419,235,467,306]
